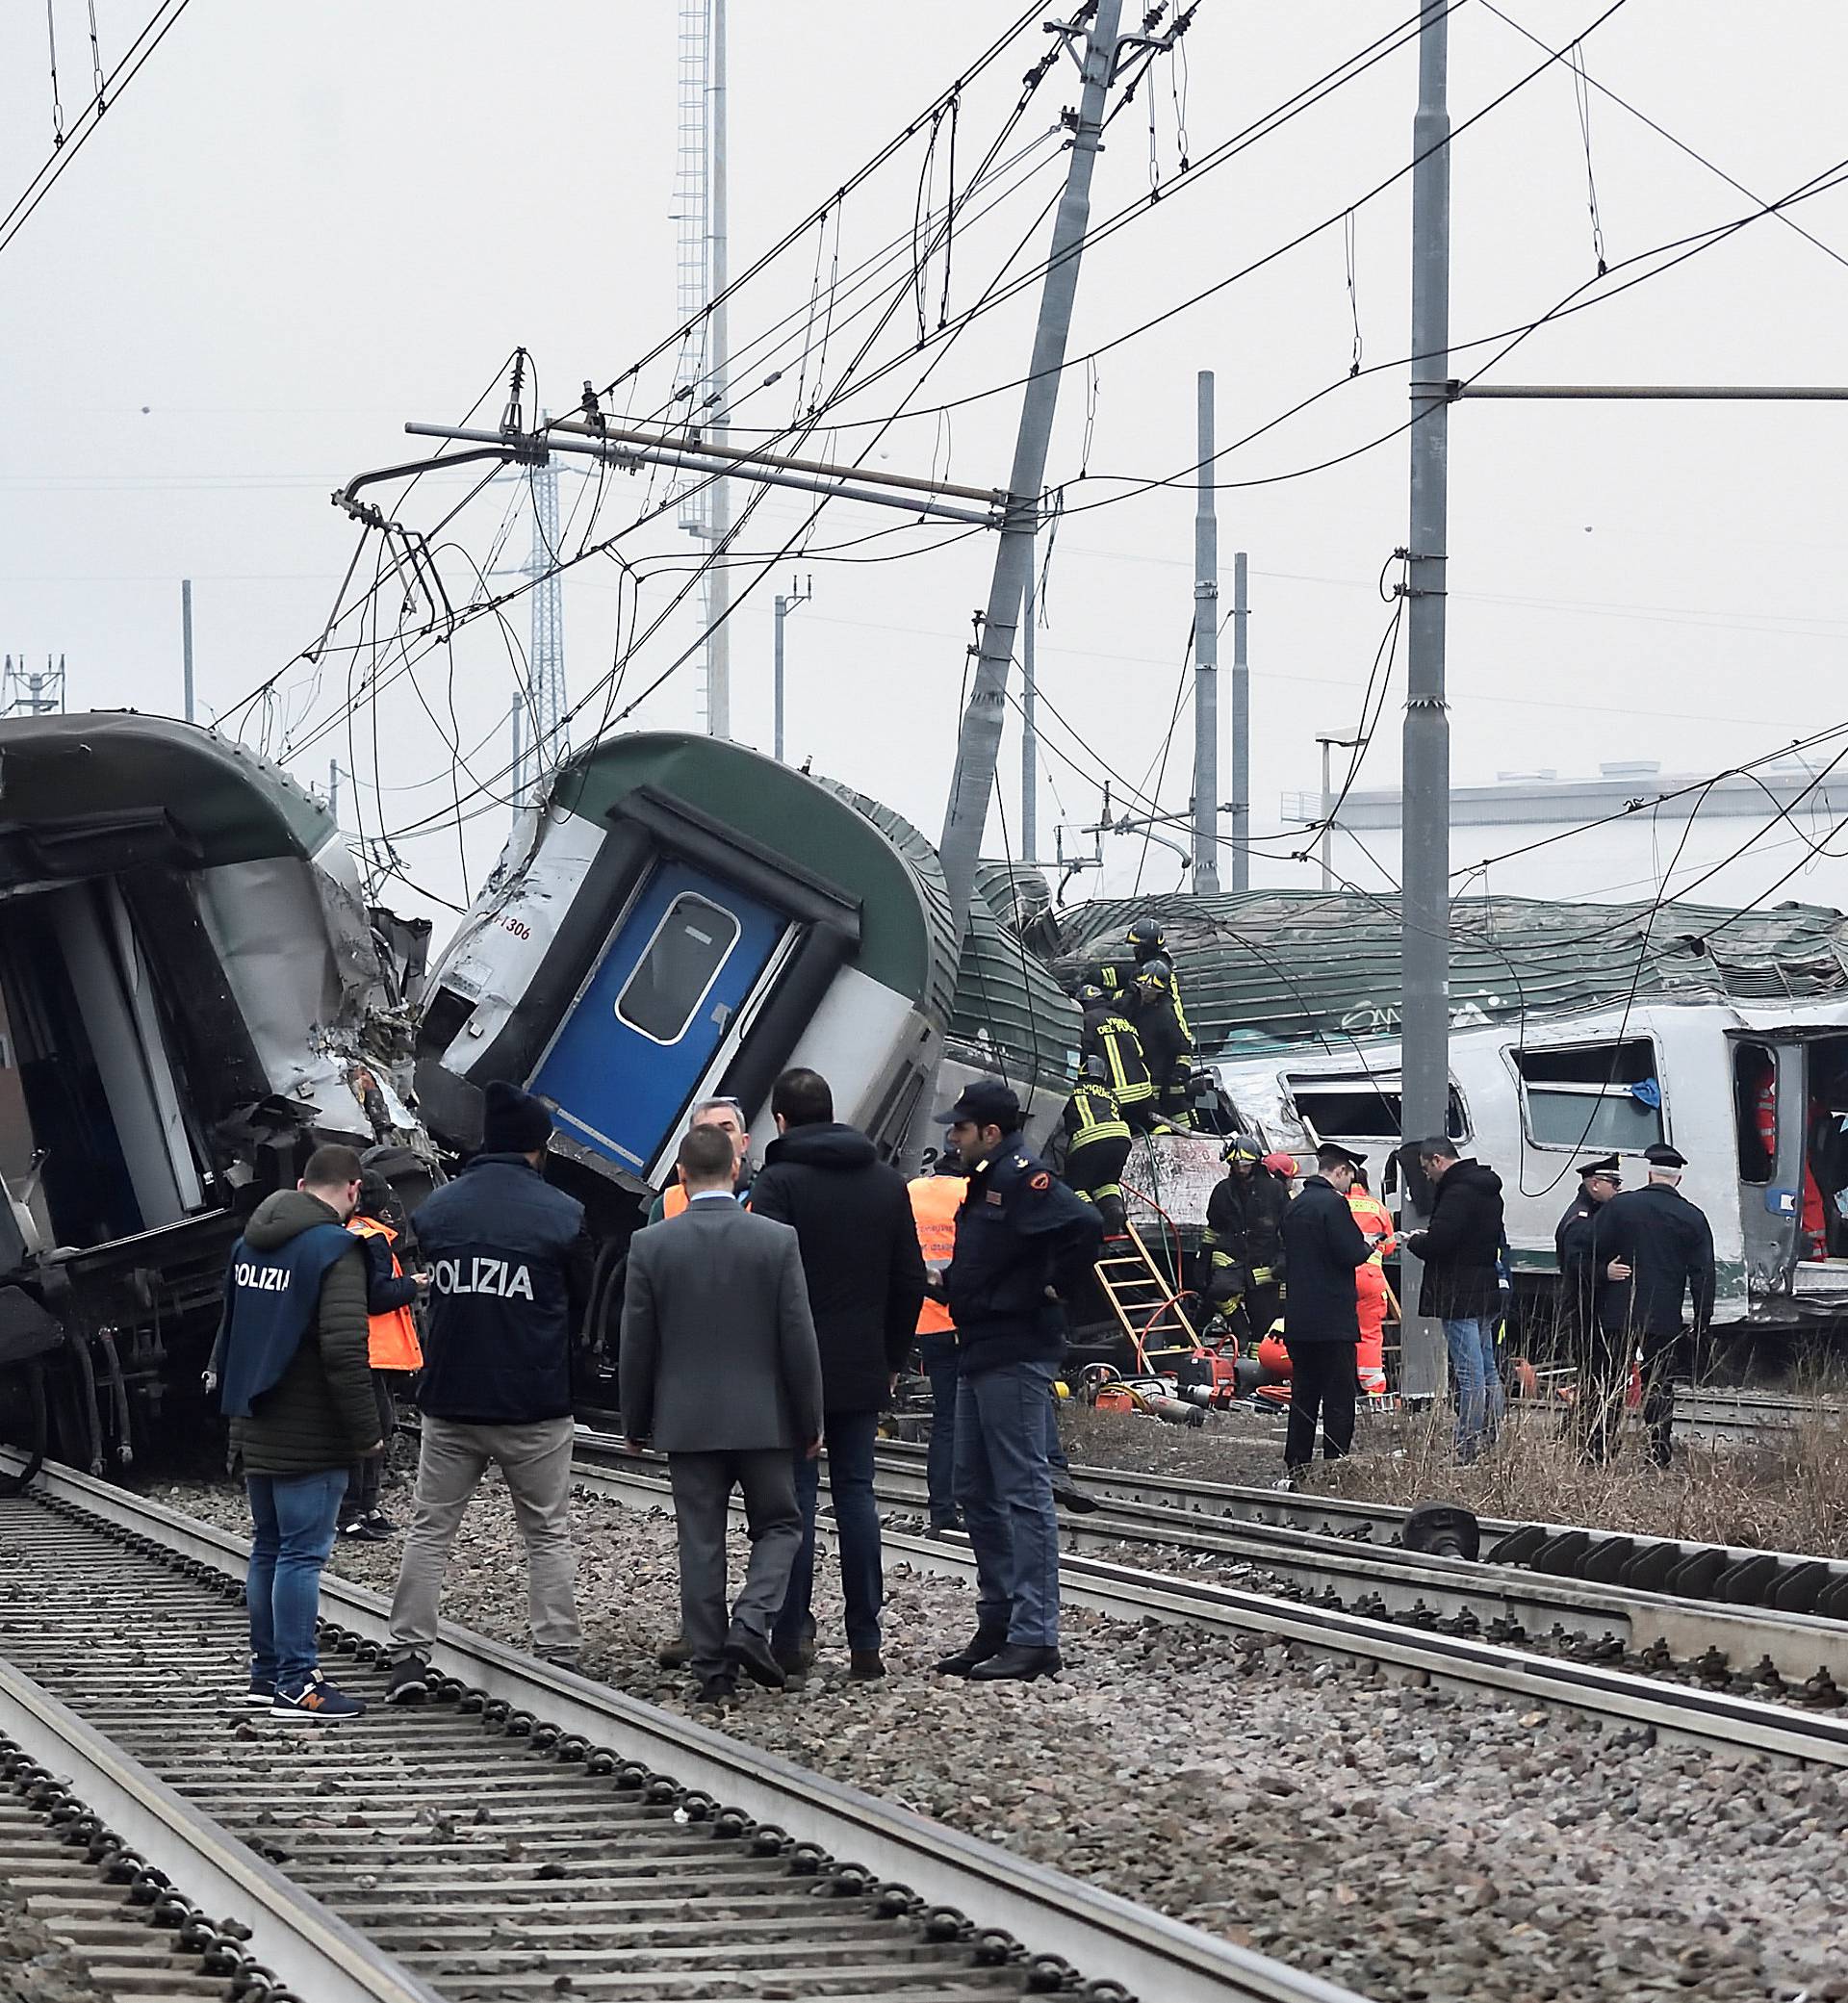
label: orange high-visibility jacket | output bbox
[1348,1187,1394,1394]
[347,1217,423,1372]
[908,1171,965,1335]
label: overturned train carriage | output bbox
[1059,891,1848,1334]
[416,732,1078,1240]
[0,713,433,1474]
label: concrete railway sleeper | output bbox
[0,1455,1365,2003]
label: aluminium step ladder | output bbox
[1093,1220,1202,1374]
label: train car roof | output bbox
[1055,890,1848,1057]
[0,710,335,868]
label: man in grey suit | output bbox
[620,1123,824,1706]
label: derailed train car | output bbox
[0,713,434,1474]
[414,732,1079,1242]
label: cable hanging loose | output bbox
[1571,39,1608,275]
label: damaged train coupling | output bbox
[0,712,438,1476]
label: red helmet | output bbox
[1262,1151,1297,1178]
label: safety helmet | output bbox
[1125,916,1166,956]
[1082,1053,1110,1085]
[1262,1151,1298,1178]
[1222,1135,1262,1167]
[1074,981,1108,1008]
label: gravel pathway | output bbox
[144,1475,1847,2003]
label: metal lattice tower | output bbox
[3,654,66,716]
[671,0,731,736]
[526,451,568,771]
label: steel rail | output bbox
[554,1455,1848,1766]
[0,1656,444,2003]
[0,1450,1368,2003]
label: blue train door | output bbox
[529,860,783,1174]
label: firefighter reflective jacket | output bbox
[348,1216,424,1372]
[1202,1165,1291,1289]
[1084,1009,1154,1106]
[1061,1078,1130,1149]
[1132,955,1194,1071]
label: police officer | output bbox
[1060,1055,1132,1239]
[1125,916,1194,1127]
[1200,1136,1291,1344]
[1554,1154,1621,1457]
[1589,1143,1715,1466]
[1277,1143,1373,1480]
[385,1081,597,1700]
[1077,981,1162,1134]
[932,1080,1101,1684]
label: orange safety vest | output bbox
[662,1183,690,1220]
[909,1172,965,1335]
[347,1217,423,1372]
[1348,1188,1395,1395]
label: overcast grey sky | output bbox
[5,2,1848,937]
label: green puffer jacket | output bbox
[227,1191,378,1476]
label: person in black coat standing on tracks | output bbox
[1402,1139,1506,1462]
[1589,1143,1716,1465]
[1554,1154,1622,1460]
[746,1067,927,1682]
[1277,1143,1373,1480]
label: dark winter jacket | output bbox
[945,1133,1103,1372]
[221,1191,377,1476]
[1554,1194,1603,1339]
[746,1121,927,1412]
[1405,1160,1504,1321]
[356,1229,420,1316]
[412,1153,594,1424]
[1591,1182,1717,1336]
[1202,1166,1292,1288]
[1279,1175,1372,1343]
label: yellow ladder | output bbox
[1094,1220,1201,1374]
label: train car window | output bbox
[1288,1079,1467,1142]
[614,894,741,1045]
[1514,1039,1663,1151]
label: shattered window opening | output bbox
[1514,1038,1664,1152]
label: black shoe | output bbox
[339,1516,393,1544]
[695,1675,737,1708]
[933,1628,1009,1678]
[771,1635,814,1681]
[968,1643,1062,1683]
[724,1628,786,1690]
[385,1656,429,1705]
[656,1634,692,1670]
[1051,1479,1099,1514]
[361,1510,398,1536]
[541,1653,582,1675]
[848,1650,886,1681]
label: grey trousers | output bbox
[388,1415,581,1659]
[667,1449,802,1682]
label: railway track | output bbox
[552,1433,1848,1757]
[0,1449,1365,2003]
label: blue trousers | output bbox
[929,1361,1067,1525]
[1444,1316,1505,1461]
[954,1359,1061,1648]
[246,1469,346,1693]
[773,1408,883,1654]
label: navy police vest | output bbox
[218,1224,357,1418]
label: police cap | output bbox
[1576,1153,1622,1180]
[1644,1143,1688,1168]
[1315,1142,1367,1171]
[935,1078,1022,1131]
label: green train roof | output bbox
[1054,891,1848,1056]
[0,710,334,863]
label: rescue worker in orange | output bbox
[1346,1164,1395,1399]
[337,1167,427,1542]
[909,1150,967,1533]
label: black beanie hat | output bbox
[482,1079,553,1154]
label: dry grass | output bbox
[1312,1390,1848,1558]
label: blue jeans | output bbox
[1444,1316,1505,1461]
[773,1408,883,1654]
[246,1469,346,1693]
[925,1359,961,1526]
[954,1358,1061,1648]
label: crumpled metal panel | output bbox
[1055,892,1848,1058]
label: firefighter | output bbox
[1076,982,1162,1133]
[1201,1137,1290,1346]
[1589,1143,1716,1465]
[1347,1164,1395,1399]
[1060,1055,1132,1240]
[1124,916,1194,1127]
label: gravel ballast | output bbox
[147,1473,1848,2003]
